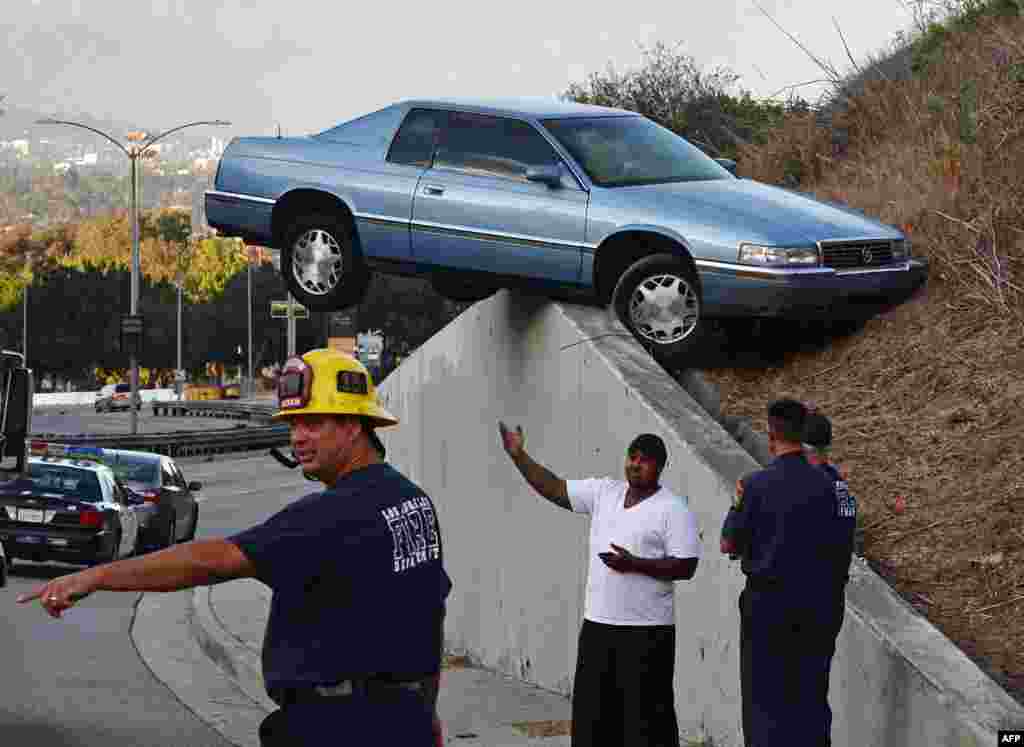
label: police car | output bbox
[0,442,154,567]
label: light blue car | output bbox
[206,97,927,361]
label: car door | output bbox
[410,111,588,284]
[102,472,138,556]
[160,458,185,537]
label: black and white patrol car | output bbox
[0,442,152,567]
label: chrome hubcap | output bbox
[291,229,343,296]
[628,273,699,344]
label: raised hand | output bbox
[498,421,525,459]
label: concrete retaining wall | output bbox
[378,291,1024,746]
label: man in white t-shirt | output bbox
[498,423,701,747]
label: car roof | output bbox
[103,448,162,464]
[398,97,640,120]
[27,455,114,475]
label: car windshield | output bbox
[25,464,103,503]
[109,457,159,486]
[541,116,732,187]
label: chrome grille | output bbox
[820,241,894,270]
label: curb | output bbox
[189,586,277,713]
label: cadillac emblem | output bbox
[861,247,874,264]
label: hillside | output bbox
[702,2,1024,702]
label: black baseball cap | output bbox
[803,413,832,449]
[628,434,668,471]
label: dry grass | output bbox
[705,8,1024,702]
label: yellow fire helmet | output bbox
[273,348,399,427]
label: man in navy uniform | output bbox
[721,399,856,747]
[20,350,451,746]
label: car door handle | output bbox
[422,185,445,196]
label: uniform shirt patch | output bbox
[834,479,857,518]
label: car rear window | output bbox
[115,384,130,393]
[26,464,103,503]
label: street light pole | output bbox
[35,117,230,433]
[22,284,27,367]
[248,254,254,398]
[177,277,183,400]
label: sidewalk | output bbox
[136,578,573,747]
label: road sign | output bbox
[174,369,187,383]
[270,300,309,319]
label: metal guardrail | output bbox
[150,400,278,422]
[32,400,290,458]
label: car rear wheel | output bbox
[280,213,370,312]
[0,549,7,588]
[610,253,704,364]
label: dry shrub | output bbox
[738,12,1024,319]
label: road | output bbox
[31,404,251,437]
[2,431,308,746]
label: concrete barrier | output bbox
[33,388,179,407]
[378,291,1024,746]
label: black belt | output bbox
[270,678,424,707]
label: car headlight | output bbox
[891,238,910,260]
[737,243,820,266]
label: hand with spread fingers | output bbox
[598,543,637,573]
[17,570,97,619]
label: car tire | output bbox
[280,213,370,312]
[431,274,497,304]
[0,551,7,588]
[185,505,199,541]
[609,253,704,365]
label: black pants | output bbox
[571,619,679,747]
[739,585,845,747]
[258,689,434,746]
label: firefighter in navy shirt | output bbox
[720,399,855,747]
[20,349,452,746]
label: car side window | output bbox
[386,109,445,168]
[169,462,187,489]
[161,461,177,488]
[434,112,560,182]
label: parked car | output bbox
[104,449,200,550]
[206,97,928,361]
[95,383,141,412]
[0,443,146,566]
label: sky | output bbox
[1,0,920,140]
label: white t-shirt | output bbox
[567,478,701,626]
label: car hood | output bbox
[607,178,903,246]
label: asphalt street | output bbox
[32,404,248,437]
[2,410,309,747]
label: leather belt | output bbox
[271,678,424,706]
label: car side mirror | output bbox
[715,158,738,176]
[188,481,202,492]
[525,164,563,188]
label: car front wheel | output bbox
[610,253,704,364]
[280,213,370,312]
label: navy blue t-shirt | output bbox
[721,453,851,587]
[229,463,452,692]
